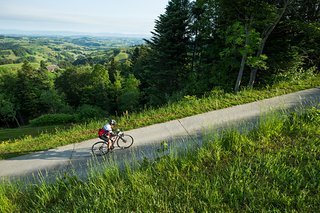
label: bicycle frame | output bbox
[109,132,125,147]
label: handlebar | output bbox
[116,129,124,137]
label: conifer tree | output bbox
[146,0,192,104]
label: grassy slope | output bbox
[0,71,319,159]
[114,51,129,61]
[0,106,319,212]
[0,62,39,72]
[0,36,140,68]
[0,125,71,143]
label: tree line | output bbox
[0,60,140,127]
[136,0,319,104]
[0,0,319,127]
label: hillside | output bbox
[0,105,319,212]
[0,35,143,70]
[0,72,319,160]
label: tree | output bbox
[0,70,19,127]
[0,94,20,127]
[130,45,152,88]
[188,0,223,94]
[55,67,91,107]
[220,21,267,92]
[130,47,141,70]
[39,89,69,114]
[248,0,290,87]
[234,21,250,92]
[118,74,141,113]
[106,58,120,83]
[56,65,112,111]
[271,0,320,72]
[145,0,192,103]
[88,64,112,111]
[15,61,52,122]
[111,70,124,113]
[214,0,290,90]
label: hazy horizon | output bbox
[0,28,151,38]
[0,0,168,36]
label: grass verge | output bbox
[0,125,71,142]
[0,70,319,159]
[0,106,319,212]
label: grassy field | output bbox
[0,62,39,72]
[0,106,319,212]
[0,125,71,143]
[0,69,319,159]
[114,50,129,61]
[0,35,143,68]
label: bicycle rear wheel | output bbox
[91,141,109,156]
[117,134,134,149]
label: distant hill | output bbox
[0,29,149,39]
[0,35,143,69]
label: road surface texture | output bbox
[0,87,319,182]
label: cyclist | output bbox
[98,119,117,150]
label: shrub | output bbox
[75,105,104,122]
[29,113,76,126]
[272,66,316,84]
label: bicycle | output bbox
[91,130,134,156]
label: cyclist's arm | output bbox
[110,131,117,137]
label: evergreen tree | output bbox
[130,45,151,88]
[106,58,120,83]
[145,0,192,104]
[189,0,224,93]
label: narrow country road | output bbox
[0,87,319,182]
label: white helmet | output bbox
[109,119,117,125]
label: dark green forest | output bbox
[0,0,319,128]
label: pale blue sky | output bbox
[0,0,169,35]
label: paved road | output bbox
[0,88,319,182]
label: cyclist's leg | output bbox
[99,134,111,149]
[99,135,108,142]
[109,137,116,150]
[104,133,113,150]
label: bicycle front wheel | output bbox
[91,141,109,156]
[117,134,134,149]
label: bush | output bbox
[29,113,76,126]
[271,65,316,84]
[75,105,104,122]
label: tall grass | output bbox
[0,106,319,212]
[0,69,319,159]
